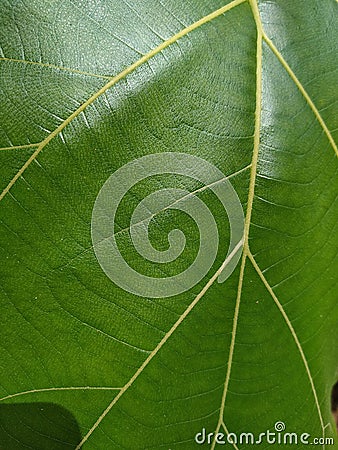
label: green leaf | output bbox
[1,0,337,448]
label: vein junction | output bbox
[0,0,334,446]
[212,1,326,446]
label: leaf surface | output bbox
[0,0,337,448]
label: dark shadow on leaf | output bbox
[0,402,82,449]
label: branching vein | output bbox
[1,0,335,447]
[248,250,325,436]
[0,0,246,203]
[211,1,263,445]
[75,238,244,449]
[262,35,338,157]
[211,2,329,445]
[0,386,121,402]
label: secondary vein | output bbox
[262,34,338,158]
[75,238,244,449]
[0,57,111,80]
[211,2,263,444]
[0,0,246,203]
[0,386,122,402]
[248,250,325,435]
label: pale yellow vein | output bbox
[211,254,247,450]
[0,143,40,151]
[0,57,111,80]
[0,0,247,203]
[222,422,240,450]
[50,163,251,275]
[75,237,244,449]
[1,0,331,445]
[0,386,121,402]
[211,1,263,443]
[248,2,332,443]
[242,0,263,254]
[114,163,252,241]
[262,34,338,158]
[247,250,325,435]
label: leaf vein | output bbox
[0,386,121,403]
[211,1,263,444]
[75,238,244,448]
[262,34,338,157]
[0,57,111,80]
[248,250,325,437]
[0,143,40,151]
[0,0,247,203]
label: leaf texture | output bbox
[0,0,337,449]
